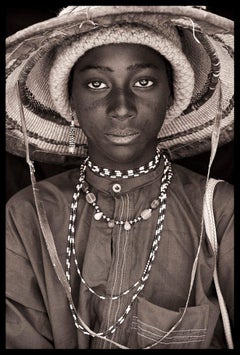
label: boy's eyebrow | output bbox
[127,63,161,71]
[78,63,161,72]
[79,65,114,72]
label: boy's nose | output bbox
[108,88,137,121]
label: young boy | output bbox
[6,6,234,349]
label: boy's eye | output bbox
[87,81,108,89]
[133,79,154,88]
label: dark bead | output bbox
[81,181,89,192]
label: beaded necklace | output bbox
[66,152,173,337]
[82,179,162,231]
[87,148,161,178]
[84,148,163,231]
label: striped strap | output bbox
[203,178,234,349]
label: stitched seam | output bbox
[132,324,206,341]
[103,196,125,348]
[110,194,130,348]
[132,316,206,333]
[132,328,205,344]
[114,194,130,345]
[132,326,206,339]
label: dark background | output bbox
[5,6,234,201]
[5,5,235,38]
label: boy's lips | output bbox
[104,129,140,144]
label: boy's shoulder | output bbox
[7,168,79,208]
[171,162,233,204]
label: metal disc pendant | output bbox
[141,209,152,220]
[86,192,96,204]
[124,221,131,231]
[94,212,103,221]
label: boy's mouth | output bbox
[105,129,140,144]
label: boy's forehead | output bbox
[75,43,168,69]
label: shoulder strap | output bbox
[16,81,128,349]
[203,178,234,349]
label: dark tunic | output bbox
[6,161,234,349]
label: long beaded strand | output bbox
[66,153,173,336]
[66,151,165,290]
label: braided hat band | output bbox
[6,6,234,163]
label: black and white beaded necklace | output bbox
[65,152,173,337]
[87,148,161,179]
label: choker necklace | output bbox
[87,148,161,179]
[66,152,173,337]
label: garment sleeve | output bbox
[214,182,234,324]
[6,195,54,349]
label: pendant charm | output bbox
[124,221,131,231]
[108,220,115,228]
[94,212,103,221]
[141,209,152,220]
[86,192,96,204]
[151,199,160,209]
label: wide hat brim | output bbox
[6,6,234,164]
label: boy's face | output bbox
[71,43,172,169]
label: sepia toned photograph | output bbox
[6,5,234,349]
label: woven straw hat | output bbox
[6,6,234,164]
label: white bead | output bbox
[94,212,103,220]
[141,209,152,220]
[108,220,115,228]
[86,192,96,204]
[112,183,121,193]
[124,221,131,231]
